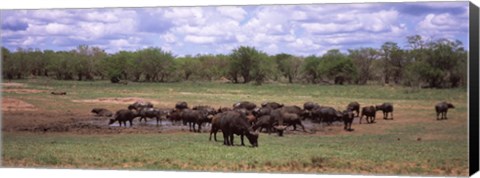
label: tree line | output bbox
[1,35,467,88]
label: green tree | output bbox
[348,48,379,84]
[229,46,267,84]
[275,53,303,83]
[302,55,321,84]
[136,47,175,82]
[318,49,357,85]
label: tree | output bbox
[302,55,321,84]
[380,42,406,84]
[348,48,379,84]
[404,38,467,88]
[136,47,175,82]
[229,46,267,84]
[176,55,199,81]
[318,49,357,85]
[275,53,303,83]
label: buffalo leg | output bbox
[436,112,440,120]
[230,134,234,146]
[240,135,245,146]
[222,131,228,145]
[197,122,202,133]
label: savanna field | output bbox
[1,79,469,176]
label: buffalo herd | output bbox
[92,100,454,147]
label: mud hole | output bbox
[2,98,38,111]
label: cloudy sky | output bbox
[0,1,469,56]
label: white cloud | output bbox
[45,23,70,35]
[216,6,247,21]
[417,13,467,38]
[184,35,215,44]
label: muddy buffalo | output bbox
[376,103,393,120]
[252,115,275,134]
[91,108,113,117]
[181,109,210,132]
[175,101,189,110]
[347,102,360,117]
[360,106,376,124]
[311,106,341,125]
[233,101,257,111]
[128,101,153,111]
[342,110,355,131]
[435,102,455,120]
[209,112,225,141]
[219,110,259,147]
[261,102,284,109]
[109,109,138,127]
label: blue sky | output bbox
[0,1,469,56]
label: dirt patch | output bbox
[2,82,26,88]
[72,97,160,105]
[2,98,38,112]
[3,88,46,94]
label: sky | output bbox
[0,1,470,57]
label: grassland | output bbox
[1,79,469,176]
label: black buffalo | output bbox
[175,101,189,110]
[271,107,307,136]
[311,106,342,125]
[217,107,233,113]
[193,105,217,116]
[435,102,455,120]
[303,102,320,111]
[346,102,360,117]
[128,101,154,111]
[209,112,225,141]
[252,115,275,134]
[376,103,393,120]
[261,102,284,109]
[91,108,113,117]
[181,109,210,132]
[233,101,257,111]
[342,110,355,131]
[360,106,376,124]
[219,110,259,147]
[138,107,171,126]
[109,109,138,127]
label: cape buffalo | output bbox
[252,115,275,134]
[181,109,210,132]
[435,102,455,120]
[376,103,394,120]
[219,110,259,147]
[138,108,171,126]
[303,102,320,111]
[261,102,284,109]
[233,101,257,111]
[91,108,113,117]
[175,101,189,110]
[347,102,360,117]
[271,108,306,136]
[209,112,225,142]
[109,109,138,127]
[360,106,376,124]
[128,101,153,111]
[342,110,355,131]
[193,105,217,116]
[311,106,341,125]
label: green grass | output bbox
[2,130,467,175]
[1,79,469,175]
